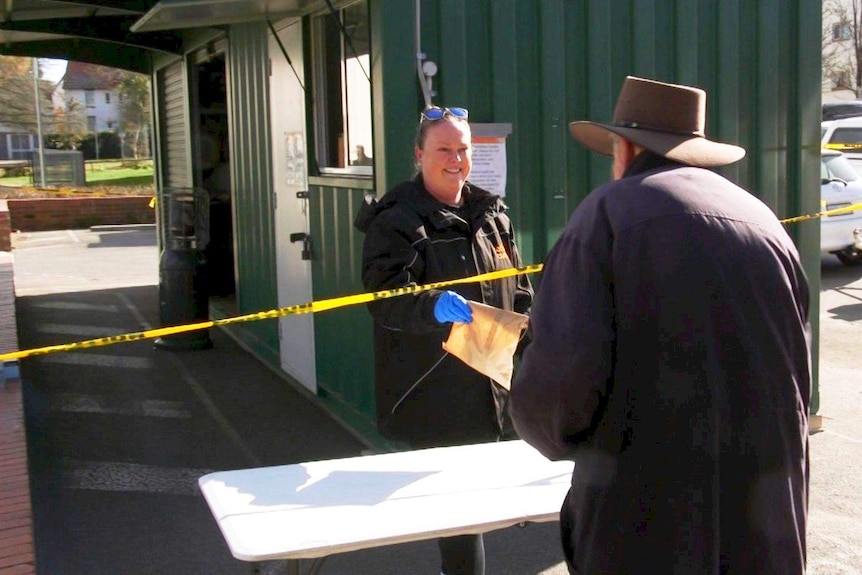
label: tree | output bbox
[118,72,152,159]
[0,56,85,144]
[0,56,50,132]
[824,0,862,97]
[50,96,87,144]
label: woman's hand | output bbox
[433,291,473,324]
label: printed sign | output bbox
[469,123,512,197]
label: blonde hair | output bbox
[413,116,472,173]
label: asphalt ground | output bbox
[809,254,862,575]
[10,227,569,575]
[8,226,862,574]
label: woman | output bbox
[355,106,533,575]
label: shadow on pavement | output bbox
[18,284,364,574]
[86,228,159,248]
[17,276,569,575]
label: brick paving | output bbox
[2,228,860,574]
[1,249,33,575]
[0,377,34,575]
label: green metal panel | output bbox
[795,0,824,415]
[225,21,280,366]
[369,0,420,195]
[308,178,376,422]
[367,0,821,410]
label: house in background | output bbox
[823,0,860,103]
[0,123,38,161]
[52,60,151,158]
[52,61,123,133]
[0,61,54,162]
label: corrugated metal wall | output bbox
[411,0,820,263]
[309,178,376,420]
[155,61,190,192]
[226,22,280,365]
[316,0,821,426]
[302,0,823,429]
[245,0,821,432]
[153,60,190,248]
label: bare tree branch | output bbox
[824,0,862,97]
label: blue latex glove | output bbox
[433,291,473,324]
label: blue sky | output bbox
[41,58,67,83]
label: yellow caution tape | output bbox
[0,264,543,362]
[780,202,862,224]
[9,185,113,197]
[2,199,860,363]
[823,142,862,151]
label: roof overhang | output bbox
[1,15,183,53]
[0,38,156,74]
[0,1,184,72]
[0,0,328,72]
[131,0,303,32]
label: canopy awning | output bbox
[131,0,305,32]
[0,0,326,72]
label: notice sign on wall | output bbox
[469,123,512,197]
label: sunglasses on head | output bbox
[420,106,469,122]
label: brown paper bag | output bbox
[442,300,529,390]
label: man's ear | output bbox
[612,137,636,180]
[612,137,646,180]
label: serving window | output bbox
[311,0,373,175]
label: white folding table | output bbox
[198,440,574,574]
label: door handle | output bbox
[290,232,312,260]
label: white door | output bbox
[269,19,316,392]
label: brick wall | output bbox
[0,202,11,252]
[6,196,154,232]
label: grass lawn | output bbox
[0,160,154,189]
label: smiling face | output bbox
[415,119,472,206]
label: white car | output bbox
[821,149,862,266]
[822,117,862,176]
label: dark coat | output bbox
[510,153,811,575]
[355,176,533,448]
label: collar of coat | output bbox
[354,175,507,233]
[623,150,689,178]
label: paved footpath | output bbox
[5,227,862,574]
[9,227,569,575]
[809,255,862,575]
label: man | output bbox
[510,76,811,574]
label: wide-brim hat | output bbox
[569,76,745,167]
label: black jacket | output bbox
[511,153,811,574]
[356,176,533,447]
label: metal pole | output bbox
[31,58,46,188]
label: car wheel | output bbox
[836,248,862,266]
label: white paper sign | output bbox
[469,136,508,196]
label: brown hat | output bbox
[569,76,745,167]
